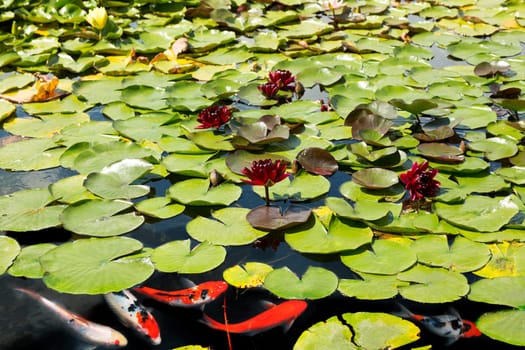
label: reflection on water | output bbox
[0,167,75,196]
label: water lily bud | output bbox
[86,7,108,31]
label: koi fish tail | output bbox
[393,304,420,321]
[201,314,228,332]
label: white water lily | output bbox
[321,0,345,11]
[86,7,108,31]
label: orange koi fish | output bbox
[104,289,161,345]
[396,304,481,345]
[201,300,308,335]
[15,288,127,347]
[134,281,228,308]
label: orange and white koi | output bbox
[133,281,228,308]
[104,289,161,345]
[15,287,127,347]
[396,304,481,345]
[201,300,308,335]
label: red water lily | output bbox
[399,161,440,202]
[196,105,232,129]
[242,159,290,206]
[268,69,296,91]
[257,82,280,99]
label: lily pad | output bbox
[397,264,469,303]
[338,273,404,300]
[476,310,525,346]
[151,240,226,274]
[468,136,518,161]
[0,138,64,171]
[40,237,153,294]
[0,236,20,274]
[496,167,525,185]
[187,207,268,246]
[326,197,393,222]
[411,235,491,272]
[252,171,330,202]
[468,276,525,308]
[223,262,274,288]
[135,197,185,219]
[352,168,399,189]
[168,178,241,206]
[60,199,145,237]
[434,195,520,232]
[342,312,420,350]
[264,266,338,300]
[296,147,338,176]
[293,315,357,350]
[472,242,525,278]
[341,239,416,275]
[247,205,312,231]
[417,143,464,163]
[8,243,56,278]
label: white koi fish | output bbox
[15,287,127,348]
[104,289,161,345]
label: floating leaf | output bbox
[342,312,420,350]
[468,136,518,161]
[264,266,338,300]
[0,138,64,171]
[40,237,153,294]
[338,273,403,300]
[135,197,185,219]
[417,143,464,163]
[223,262,273,288]
[293,316,357,350]
[60,199,144,237]
[326,197,392,222]
[151,240,226,274]
[352,168,399,189]
[252,171,330,202]
[397,264,469,303]
[187,208,268,246]
[296,147,338,176]
[476,310,525,347]
[469,276,525,308]
[0,236,20,274]
[473,242,525,278]
[8,243,56,278]
[341,239,416,275]
[168,178,241,206]
[247,205,312,231]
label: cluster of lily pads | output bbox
[1,0,525,348]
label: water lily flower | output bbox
[86,7,108,31]
[257,82,280,99]
[242,159,290,206]
[399,161,440,202]
[196,105,232,129]
[268,70,296,91]
[321,0,345,11]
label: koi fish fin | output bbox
[282,319,296,333]
[443,335,461,346]
[393,303,416,319]
[179,277,197,289]
[14,287,41,300]
[446,307,461,319]
[260,300,277,310]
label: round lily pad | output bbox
[264,266,338,300]
[293,316,358,350]
[8,243,56,278]
[247,205,312,231]
[476,310,525,346]
[397,264,469,303]
[223,262,273,288]
[468,137,518,161]
[342,312,420,350]
[352,168,399,189]
[341,239,416,275]
[411,235,491,272]
[187,207,268,246]
[496,166,525,185]
[0,236,20,275]
[151,240,226,274]
[473,242,525,278]
[468,276,525,308]
[168,178,241,206]
[338,273,404,301]
[60,199,145,237]
[135,197,185,219]
[417,143,464,164]
[296,147,338,175]
[40,237,154,294]
[326,197,393,222]
[252,171,330,202]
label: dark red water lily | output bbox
[268,69,296,91]
[399,161,440,201]
[242,159,289,187]
[196,105,232,129]
[257,82,280,99]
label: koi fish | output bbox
[104,289,161,345]
[396,304,481,345]
[133,280,228,308]
[201,300,308,335]
[15,287,127,347]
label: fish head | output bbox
[110,330,128,347]
[199,281,229,300]
[135,310,161,345]
[461,319,482,338]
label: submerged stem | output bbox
[264,185,270,206]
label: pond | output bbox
[1,0,525,349]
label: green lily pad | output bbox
[60,199,145,237]
[469,136,518,161]
[326,197,392,222]
[342,312,420,350]
[135,197,185,219]
[293,316,357,350]
[223,262,274,288]
[447,105,496,129]
[0,138,64,171]
[264,266,338,300]
[476,310,525,346]
[168,178,241,206]
[0,99,16,122]
[397,264,469,303]
[84,159,153,200]
[429,156,489,174]
[0,236,20,274]
[411,235,491,272]
[472,242,525,278]
[352,168,399,189]
[151,240,226,274]
[0,188,65,232]
[341,239,416,275]
[434,195,520,232]
[285,213,372,254]
[225,150,289,175]
[252,171,330,202]
[496,167,525,185]
[339,181,405,203]
[50,175,98,204]
[187,207,268,246]
[188,130,235,151]
[469,276,525,308]
[8,243,56,278]
[436,173,509,203]
[4,113,90,138]
[338,273,404,300]
[40,237,153,294]
[162,152,216,178]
